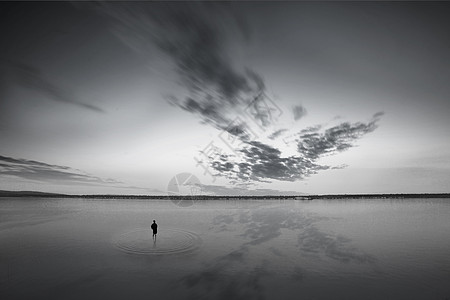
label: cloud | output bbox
[98,2,272,134]
[96,4,384,185]
[297,114,382,160]
[209,141,329,182]
[0,60,103,113]
[298,124,322,134]
[373,111,385,119]
[268,129,288,140]
[207,115,382,182]
[0,155,122,187]
[293,105,307,121]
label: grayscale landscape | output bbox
[1,1,450,299]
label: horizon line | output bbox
[1,190,449,199]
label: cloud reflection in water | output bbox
[179,204,376,299]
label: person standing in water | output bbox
[151,220,158,240]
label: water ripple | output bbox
[112,228,202,256]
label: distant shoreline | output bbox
[0,190,449,200]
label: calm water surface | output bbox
[1,198,449,300]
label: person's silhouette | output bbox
[151,220,158,240]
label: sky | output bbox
[1,1,449,195]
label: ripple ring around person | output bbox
[112,228,202,255]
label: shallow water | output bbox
[1,198,449,300]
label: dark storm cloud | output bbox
[0,60,103,113]
[0,155,120,186]
[99,2,269,133]
[293,105,307,121]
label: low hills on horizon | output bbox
[0,190,449,199]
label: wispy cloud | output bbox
[0,60,103,113]
[98,2,271,134]
[0,155,122,188]
[297,113,383,160]
[293,105,307,121]
[268,128,288,140]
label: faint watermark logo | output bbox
[193,141,223,182]
[167,173,203,207]
[218,116,258,157]
[244,92,283,130]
